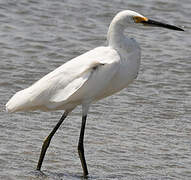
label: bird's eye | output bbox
[133,16,139,23]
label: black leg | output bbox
[36,112,68,171]
[78,115,88,177]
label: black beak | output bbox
[142,19,184,31]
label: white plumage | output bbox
[5,10,183,176]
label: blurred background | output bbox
[0,0,190,179]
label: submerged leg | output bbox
[78,115,88,177]
[36,112,68,171]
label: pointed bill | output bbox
[141,19,184,31]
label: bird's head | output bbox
[112,10,184,31]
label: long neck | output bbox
[107,19,126,49]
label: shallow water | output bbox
[0,0,191,179]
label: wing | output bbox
[48,46,120,103]
[28,46,120,103]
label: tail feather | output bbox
[6,88,34,113]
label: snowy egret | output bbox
[6,10,184,177]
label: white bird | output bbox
[6,10,183,177]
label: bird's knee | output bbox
[42,137,50,149]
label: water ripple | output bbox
[1,0,191,179]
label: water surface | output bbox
[0,0,191,179]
